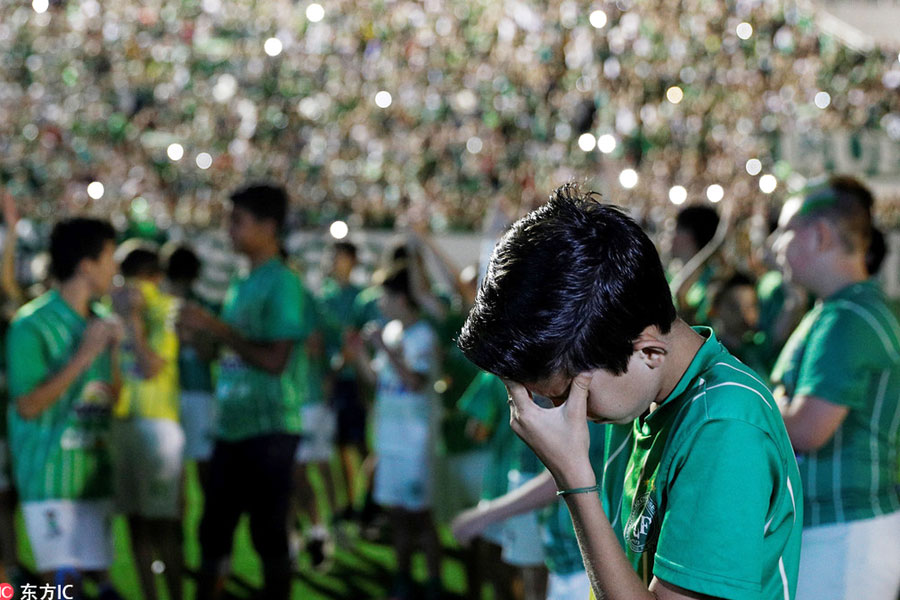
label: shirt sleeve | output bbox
[458,371,504,429]
[653,419,779,598]
[6,320,49,400]
[794,308,886,409]
[260,270,312,342]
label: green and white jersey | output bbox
[6,291,115,502]
[771,279,900,527]
[215,258,311,441]
[604,328,802,599]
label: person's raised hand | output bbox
[505,373,595,489]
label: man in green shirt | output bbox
[7,218,123,598]
[179,184,310,600]
[771,177,900,600]
[457,184,803,600]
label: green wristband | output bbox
[556,484,601,497]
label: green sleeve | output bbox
[261,271,311,342]
[458,371,505,429]
[654,420,777,598]
[6,321,49,399]
[794,309,884,409]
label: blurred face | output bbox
[524,351,664,424]
[332,250,356,281]
[670,226,699,264]
[714,285,759,340]
[773,199,818,287]
[82,240,117,297]
[377,290,407,321]
[228,206,272,255]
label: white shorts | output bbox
[374,453,433,511]
[547,569,590,600]
[433,449,489,524]
[501,470,545,567]
[295,403,336,464]
[111,419,185,519]
[23,499,113,573]
[796,510,900,600]
[0,441,11,492]
[180,391,216,461]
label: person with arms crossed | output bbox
[457,184,803,600]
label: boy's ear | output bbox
[633,326,668,369]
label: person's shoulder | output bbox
[819,286,900,357]
[11,291,56,326]
[685,355,780,428]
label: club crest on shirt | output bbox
[624,490,659,554]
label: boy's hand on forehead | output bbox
[504,373,595,490]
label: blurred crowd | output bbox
[1,0,899,235]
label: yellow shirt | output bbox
[116,280,180,421]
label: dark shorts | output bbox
[332,378,367,446]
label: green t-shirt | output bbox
[350,285,383,329]
[318,278,362,379]
[215,258,311,441]
[770,279,900,527]
[435,308,483,455]
[605,328,802,599]
[459,371,540,500]
[6,291,115,501]
[294,283,325,407]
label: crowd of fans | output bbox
[1,0,899,235]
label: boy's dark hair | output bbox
[798,175,873,253]
[230,183,289,232]
[334,241,358,261]
[458,183,677,381]
[118,240,162,278]
[380,265,419,311]
[675,205,720,250]
[162,243,202,283]
[49,218,116,282]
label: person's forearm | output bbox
[0,229,22,305]
[352,352,377,386]
[126,319,164,379]
[381,345,426,391]
[564,489,656,600]
[16,350,95,419]
[482,470,557,522]
[208,318,294,375]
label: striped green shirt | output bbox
[604,328,802,599]
[771,279,900,527]
[6,291,114,501]
[215,258,311,441]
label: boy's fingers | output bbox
[503,379,533,417]
[565,372,592,419]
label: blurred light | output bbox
[669,185,688,205]
[167,143,184,161]
[306,3,324,22]
[736,22,753,40]
[196,152,213,169]
[212,74,237,102]
[32,0,49,13]
[706,184,724,203]
[264,37,283,57]
[745,158,762,176]
[374,91,392,108]
[151,560,165,575]
[814,91,831,109]
[577,132,597,152]
[619,168,639,189]
[589,10,607,29]
[466,136,483,154]
[597,134,617,153]
[759,174,777,194]
[87,181,104,200]
[666,86,684,104]
[330,220,349,240]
